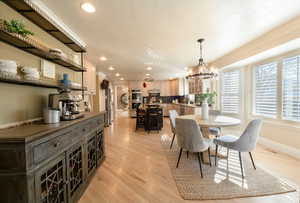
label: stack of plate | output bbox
[22,67,40,81]
[49,48,67,58]
[0,60,18,79]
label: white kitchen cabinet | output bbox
[83,62,96,94]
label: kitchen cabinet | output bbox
[189,78,203,94]
[35,154,67,203]
[66,142,85,203]
[84,63,96,94]
[169,78,186,96]
[0,112,105,203]
[160,81,171,96]
[128,79,187,97]
[86,133,97,179]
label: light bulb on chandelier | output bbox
[186,38,218,80]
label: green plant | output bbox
[3,19,34,37]
[196,91,217,106]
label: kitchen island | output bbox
[0,111,105,203]
[161,103,201,116]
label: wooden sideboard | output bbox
[0,112,105,203]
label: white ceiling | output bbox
[40,0,300,80]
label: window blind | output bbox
[221,70,240,114]
[254,63,277,118]
[282,56,300,121]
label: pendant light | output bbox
[186,38,218,79]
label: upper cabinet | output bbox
[188,78,203,94]
[84,61,96,94]
[127,78,187,97]
[160,80,171,96]
[188,78,212,94]
[169,78,186,96]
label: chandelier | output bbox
[186,38,218,79]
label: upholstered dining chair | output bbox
[175,118,213,178]
[169,110,178,149]
[208,110,221,137]
[214,119,263,178]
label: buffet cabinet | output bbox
[0,113,105,203]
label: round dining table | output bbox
[176,114,241,164]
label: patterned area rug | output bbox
[160,136,299,200]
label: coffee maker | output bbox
[49,88,84,121]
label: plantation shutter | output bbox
[254,63,277,118]
[221,70,240,114]
[282,56,300,121]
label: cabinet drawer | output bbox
[33,130,72,164]
[91,116,105,129]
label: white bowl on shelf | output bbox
[21,67,39,74]
[0,67,17,73]
[0,60,17,67]
[0,70,18,79]
[24,75,40,81]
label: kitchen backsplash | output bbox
[143,96,187,104]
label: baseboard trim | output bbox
[259,137,300,160]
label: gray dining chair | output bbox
[208,110,221,137]
[175,118,213,178]
[169,110,178,149]
[214,119,262,178]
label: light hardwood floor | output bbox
[79,111,300,203]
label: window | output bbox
[221,70,240,114]
[282,56,300,121]
[254,63,277,118]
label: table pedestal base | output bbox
[201,127,227,164]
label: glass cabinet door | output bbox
[66,142,84,202]
[96,130,105,166]
[35,154,67,203]
[87,135,97,177]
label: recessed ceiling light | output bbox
[146,73,150,76]
[120,77,124,81]
[108,66,114,71]
[146,66,152,71]
[81,2,96,13]
[115,73,120,77]
[100,56,107,61]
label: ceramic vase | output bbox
[202,99,209,120]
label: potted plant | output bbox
[1,19,34,37]
[195,91,217,106]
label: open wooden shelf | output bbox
[2,0,86,53]
[0,77,87,91]
[0,26,86,72]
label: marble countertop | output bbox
[0,111,105,143]
[162,103,200,108]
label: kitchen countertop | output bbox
[162,103,200,108]
[0,111,106,143]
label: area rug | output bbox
[160,136,299,200]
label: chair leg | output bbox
[170,133,176,149]
[249,152,256,170]
[186,151,189,159]
[176,148,183,168]
[208,147,212,167]
[197,152,203,178]
[200,152,204,163]
[215,145,218,166]
[238,152,244,179]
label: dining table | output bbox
[176,114,241,164]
